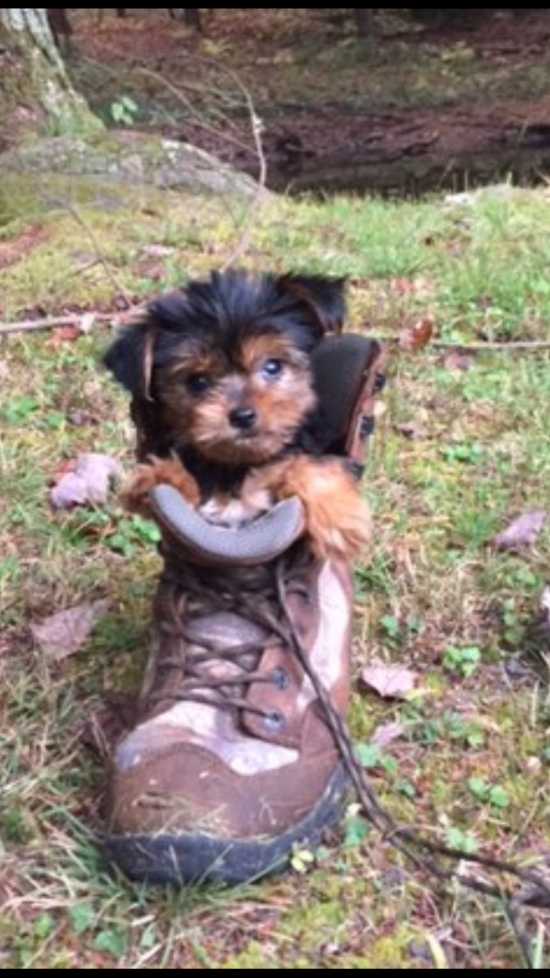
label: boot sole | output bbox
[103,763,349,886]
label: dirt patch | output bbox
[71,8,550,195]
[0,225,49,271]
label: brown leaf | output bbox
[45,325,81,347]
[31,600,111,662]
[371,721,407,749]
[359,664,418,700]
[399,317,434,351]
[493,511,546,550]
[50,453,120,510]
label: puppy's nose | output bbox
[229,407,256,431]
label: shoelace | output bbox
[148,553,308,729]
[152,546,550,967]
[273,557,550,969]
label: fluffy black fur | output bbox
[104,270,345,398]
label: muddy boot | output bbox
[104,335,384,885]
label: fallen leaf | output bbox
[359,664,418,700]
[0,360,8,382]
[50,453,120,509]
[48,325,80,345]
[140,244,176,259]
[493,511,546,550]
[399,317,434,351]
[31,599,111,662]
[371,721,407,749]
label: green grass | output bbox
[1,179,550,968]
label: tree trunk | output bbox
[0,8,102,151]
[184,9,202,31]
[47,8,72,53]
[354,9,375,38]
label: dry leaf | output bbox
[0,360,8,382]
[494,511,546,550]
[50,325,80,344]
[31,600,111,662]
[399,317,434,351]
[50,453,120,509]
[359,664,418,700]
[140,244,176,259]
[371,721,407,749]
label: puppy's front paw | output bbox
[263,456,371,559]
[121,456,200,515]
[305,491,372,559]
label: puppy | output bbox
[103,270,371,558]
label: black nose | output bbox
[229,407,256,431]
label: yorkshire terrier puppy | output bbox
[103,270,371,558]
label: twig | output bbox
[205,59,267,270]
[136,61,267,271]
[368,334,550,353]
[0,310,141,336]
[431,339,550,353]
[60,202,134,310]
[137,67,257,157]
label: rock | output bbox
[0,130,265,202]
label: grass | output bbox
[1,178,550,968]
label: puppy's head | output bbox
[104,270,346,465]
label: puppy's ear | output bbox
[281,273,346,335]
[102,319,156,399]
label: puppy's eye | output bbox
[262,358,283,379]
[187,373,211,394]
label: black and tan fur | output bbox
[103,270,370,557]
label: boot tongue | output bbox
[149,485,305,567]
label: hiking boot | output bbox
[104,335,384,885]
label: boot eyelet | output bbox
[360,415,375,438]
[264,710,285,732]
[272,667,290,690]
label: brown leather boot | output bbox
[104,335,384,885]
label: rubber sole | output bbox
[103,763,349,886]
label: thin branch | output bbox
[430,339,550,352]
[61,202,134,310]
[137,67,256,157]
[200,58,267,270]
[369,334,550,353]
[0,310,142,336]
[137,59,267,271]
